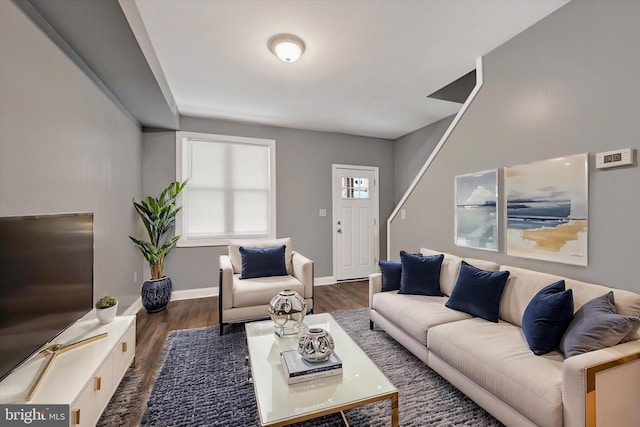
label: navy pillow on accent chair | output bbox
[398,251,444,296]
[522,280,574,355]
[379,261,402,292]
[239,245,288,279]
[445,261,510,322]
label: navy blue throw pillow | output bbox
[398,251,444,296]
[445,261,510,322]
[239,245,288,279]
[379,261,402,292]
[522,280,574,355]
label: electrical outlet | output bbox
[595,148,635,169]
[400,209,407,220]
[133,271,138,283]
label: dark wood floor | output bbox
[124,281,369,426]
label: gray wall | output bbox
[393,115,455,203]
[389,0,640,292]
[0,0,144,309]
[142,116,395,289]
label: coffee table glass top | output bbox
[245,312,397,426]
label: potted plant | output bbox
[129,181,187,312]
[96,295,118,324]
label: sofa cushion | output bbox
[229,238,293,275]
[446,262,510,322]
[372,291,471,345]
[559,291,640,358]
[398,251,444,296]
[499,265,640,328]
[428,318,564,427]
[232,274,304,308]
[239,245,288,279]
[379,261,402,292]
[419,248,500,296]
[522,280,574,355]
[419,248,457,294]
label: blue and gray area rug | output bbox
[100,309,503,426]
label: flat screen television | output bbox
[0,212,94,382]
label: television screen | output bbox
[0,213,94,381]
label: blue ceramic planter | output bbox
[142,276,172,313]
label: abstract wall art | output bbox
[455,169,498,251]
[505,153,588,266]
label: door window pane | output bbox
[341,177,369,199]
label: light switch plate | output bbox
[319,209,327,217]
[595,148,635,169]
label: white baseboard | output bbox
[122,287,219,315]
[172,287,218,300]
[122,279,354,314]
[314,276,336,286]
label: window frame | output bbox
[175,131,277,247]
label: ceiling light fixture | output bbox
[268,34,305,63]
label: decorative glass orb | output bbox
[268,290,306,337]
[298,327,335,363]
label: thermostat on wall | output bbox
[595,148,635,169]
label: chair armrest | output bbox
[219,255,234,311]
[562,339,640,427]
[292,251,313,300]
[369,273,382,308]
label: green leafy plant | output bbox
[129,181,187,280]
[96,295,118,309]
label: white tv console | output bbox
[0,312,136,427]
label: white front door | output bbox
[333,165,379,281]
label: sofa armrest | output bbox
[292,251,313,300]
[369,273,382,308]
[219,255,234,311]
[563,339,640,427]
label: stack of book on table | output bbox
[280,350,343,384]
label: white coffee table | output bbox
[245,313,398,426]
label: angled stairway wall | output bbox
[387,0,640,293]
[394,114,456,204]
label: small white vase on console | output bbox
[97,302,118,324]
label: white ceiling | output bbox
[134,0,569,140]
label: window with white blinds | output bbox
[176,132,276,246]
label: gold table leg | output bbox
[339,410,350,426]
[391,391,399,427]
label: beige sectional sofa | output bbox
[369,248,640,427]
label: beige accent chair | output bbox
[218,237,314,334]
